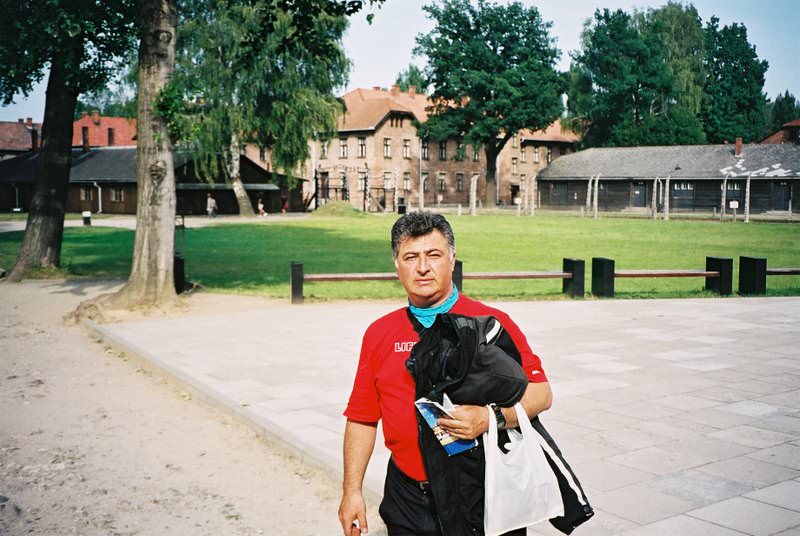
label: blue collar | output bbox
[408,286,459,328]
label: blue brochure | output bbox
[414,396,478,456]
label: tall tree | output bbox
[173,0,350,216]
[0,0,139,280]
[76,0,383,313]
[415,0,563,205]
[700,16,768,143]
[395,64,427,93]
[569,8,672,147]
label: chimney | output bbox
[372,86,381,91]
[390,84,400,96]
[82,126,90,152]
[91,110,100,125]
[408,85,416,97]
[81,111,89,118]
[17,118,23,123]
[25,117,32,127]
[735,137,743,157]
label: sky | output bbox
[2,0,797,123]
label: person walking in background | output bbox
[206,193,217,218]
[338,212,553,536]
[257,197,267,216]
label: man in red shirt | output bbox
[338,212,552,536]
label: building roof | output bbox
[338,86,429,132]
[520,120,580,144]
[0,119,40,152]
[0,146,275,185]
[783,118,800,128]
[538,144,800,180]
[72,112,137,147]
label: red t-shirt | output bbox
[343,294,548,481]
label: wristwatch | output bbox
[489,403,506,429]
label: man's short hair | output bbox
[391,211,455,257]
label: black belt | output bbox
[390,458,432,493]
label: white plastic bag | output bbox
[483,403,564,536]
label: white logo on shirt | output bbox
[394,341,416,353]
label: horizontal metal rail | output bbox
[615,270,719,278]
[464,271,572,280]
[767,268,800,276]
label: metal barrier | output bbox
[591,257,733,297]
[290,259,586,304]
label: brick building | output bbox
[306,86,577,211]
[760,118,800,145]
[72,111,137,148]
[0,118,40,160]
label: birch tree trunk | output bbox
[720,175,728,221]
[469,174,478,216]
[530,172,537,217]
[744,175,751,223]
[651,177,659,219]
[664,175,671,220]
[593,174,600,219]
[228,133,254,216]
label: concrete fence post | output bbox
[291,261,304,304]
[739,256,767,295]
[562,258,585,298]
[592,257,615,297]
[705,257,732,295]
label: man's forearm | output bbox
[342,419,378,493]
[502,381,552,428]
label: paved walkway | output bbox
[86,296,800,536]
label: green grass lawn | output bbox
[1,211,798,300]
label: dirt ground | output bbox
[0,280,352,535]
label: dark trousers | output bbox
[379,458,526,536]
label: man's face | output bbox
[394,230,455,308]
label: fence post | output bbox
[562,258,585,298]
[739,256,767,295]
[705,257,732,295]
[291,261,304,304]
[592,257,615,297]
[453,260,463,291]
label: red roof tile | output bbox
[339,86,429,131]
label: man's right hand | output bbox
[338,491,368,535]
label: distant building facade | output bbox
[72,111,137,149]
[306,85,578,211]
[537,142,799,215]
[760,118,800,145]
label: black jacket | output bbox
[406,311,594,535]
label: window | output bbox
[673,181,694,197]
[111,186,124,202]
[421,139,429,160]
[320,140,329,159]
[456,173,464,192]
[403,172,411,192]
[546,146,552,164]
[472,146,480,162]
[383,138,392,158]
[727,181,741,191]
[358,137,366,158]
[80,186,93,201]
[339,138,348,159]
[512,157,518,175]
[455,140,465,161]
[512,133,518,148]
[520,146,526,163]
[519,174,526,190]
[533,145,540,163]
[422,173,429,192]
[438,173,446,192]
[403,139,411,159]
[438,141,447,161]
[107,128,115,146]
[358,171,367,191]
[384,172,392,191]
